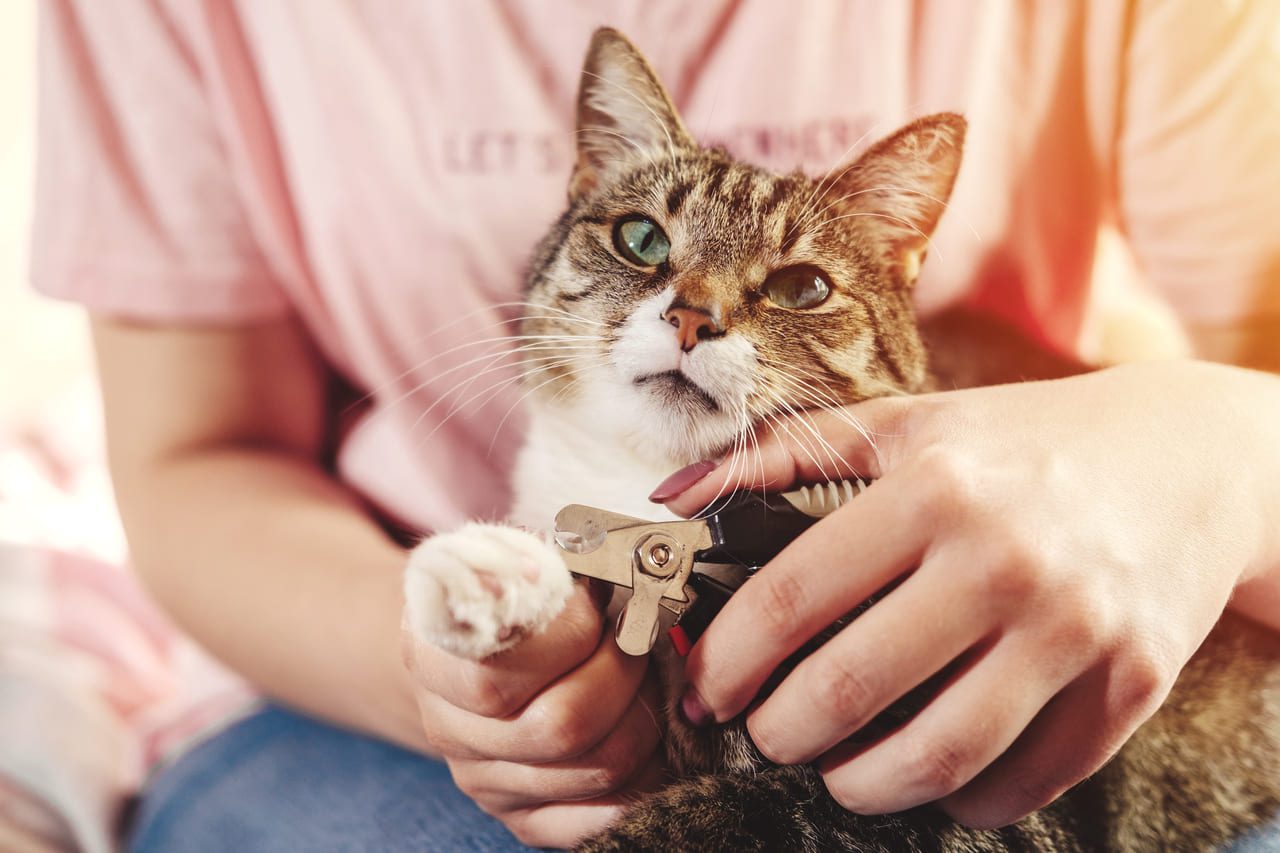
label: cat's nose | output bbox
[663,307,723,352]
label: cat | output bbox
[404,28,1280,852]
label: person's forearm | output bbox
[117,444,430,753]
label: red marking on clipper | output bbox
[668,624,693,657]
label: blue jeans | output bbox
[130,706,1280,852]
[128,706,535,852]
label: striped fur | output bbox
[512,28,1280,852]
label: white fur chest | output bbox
[509,404,683,531]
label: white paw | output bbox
[403,523,575,660]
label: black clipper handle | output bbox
[695,489,822,569]
[668,572,736,656]
[669,489,834,656]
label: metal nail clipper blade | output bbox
[553,478,870,655]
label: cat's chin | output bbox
[633,370,720,414]
[624,398,744,466]
[538,373,741,468]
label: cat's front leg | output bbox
[575,767,1029,853]
[403,522,575,659]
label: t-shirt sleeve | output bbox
[1115,0,1280,324]
[30,0,289,322]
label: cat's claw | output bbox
[404,523,575,660]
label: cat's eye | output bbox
[762,266,832,309]
[613,216,670,267]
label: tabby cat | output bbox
[404,28,1280,852]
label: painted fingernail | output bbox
[680,689,714,727]
[649,460,718,502]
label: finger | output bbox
[816,641,1069,815]
[683,472,931,723]
[412,583,604,718]
[940,658,1168,829]
[455,745,662,816]
[453,685,664,810]
[745,560,993,765]
[497,759,667,848]
[659,397,910,517]
[419,626,648,762]
[502,789,639,849]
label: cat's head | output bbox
[522,28,964,465]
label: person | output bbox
[31,1,1280,850]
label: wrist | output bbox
[1198,360,1280,631]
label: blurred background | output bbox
[1,0,123,564]
[2,1,92,426]
[1,3,124,571]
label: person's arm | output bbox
[1186,317,1280,630]
[92,315,428,750]
[94,315,665,846]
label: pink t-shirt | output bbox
[32,0,1280,533]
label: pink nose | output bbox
[663,307,721,352]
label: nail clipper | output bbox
[553,479,869,656]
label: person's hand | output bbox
[658,360,1278,828]
[402,582,666,848]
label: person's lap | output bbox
[129,705,1280,852]
[128,705,535,853]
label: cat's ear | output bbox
[828,113,966,285]
[571,28,693,200]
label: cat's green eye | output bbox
[613,217,670,267]
[762,266,832,309]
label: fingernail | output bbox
[680,689,714,727]
[649,460,718,502]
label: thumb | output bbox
[653,396,911,517]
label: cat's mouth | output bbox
[633,370,720,412]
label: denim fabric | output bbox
[1226,816,1280,853]
[128,705,1280,852]
[128,706,535,853]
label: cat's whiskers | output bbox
[759,361,884,468]
[406,347,604,440]
[377,338,602,429]
[446,350,605,421]
[767,390,851,481]
[445,348,605,412]
[344,301,607,415]
[760,406,835,485]
[486,359,607,455]
[547,371,585,407]
[760,359,869,427]
[341,319,522,415]
[410,354,605,456]
[744,412,767,506]
[753,361,881,471]
[691,419,751,521]
[497,297,608,315]
[748,384,838,481]
[363,332,605,423]
[379,332,606,401]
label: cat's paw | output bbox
[403,523,575,660]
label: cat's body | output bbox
[582,613,1280,852]
[404,28,1280,851]
[501,328,1280,853]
